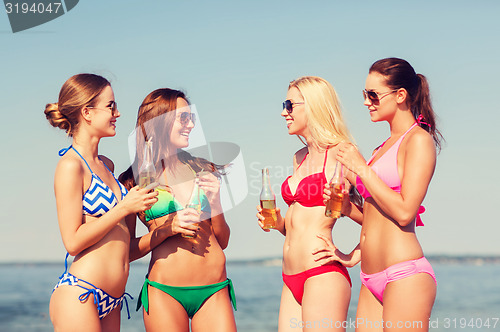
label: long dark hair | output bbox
[119,88,226,192]
[370,58,444,151]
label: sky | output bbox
[0,0,499,262]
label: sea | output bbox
[1,257,499,332]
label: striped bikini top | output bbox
[59,146,128,217]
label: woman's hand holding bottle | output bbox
[256,205,284,233]
[323,182,351,218]
[172,208,201,238]
[198,171,221,207]
[120,183,159,214]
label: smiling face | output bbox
[87,85,120,137]
[169,97,194,149]
[364,72,399,123]
[281,87,309,136]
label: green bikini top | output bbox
[144,165,211,222]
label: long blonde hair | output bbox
[289,76,353,148]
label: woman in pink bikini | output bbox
[321,58,443,331]
[257,76,356,331]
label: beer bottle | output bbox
[325,161,344,219]
[138,137,156,188]
[260,168,277,229]
[183,174,202,238]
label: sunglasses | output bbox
[362,89,398,105]
[282,100,305,114]
[179,112,196,126]
[88,101,118,116]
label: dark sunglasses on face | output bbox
[362,89,398,105]
[179,112,196,126]
[282,100,305,114]
[88,101,118,116]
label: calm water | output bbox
[1,261,499,331]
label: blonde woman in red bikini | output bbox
[258,76,358,331]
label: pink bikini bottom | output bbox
[360,256,437,303]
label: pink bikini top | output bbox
[281,150,328,207]
[356,123,425,226]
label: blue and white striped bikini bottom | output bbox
[53,271,132,320]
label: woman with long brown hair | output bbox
[120,88,236,332]
[322,58,442,331]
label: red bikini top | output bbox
[281,150,328,207]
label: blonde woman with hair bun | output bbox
[257,76,360,331]
[46,73,159,332]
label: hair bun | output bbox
[44,102,71,133]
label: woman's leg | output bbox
[100,305,121,332]
[382,273,436,331]
[355,285,383,332]
[191,286,237,332]
[301,272,351,331]
[50,286,101,332]
[278,284,303,332]
[143,284,190,332]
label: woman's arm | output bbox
[208,204,231,250]
[256,148,306,236]
[342,201,364,225]
[126,214,176,262]
[54,158,155,256]
[199,173,231,249]
[312,235,361,268]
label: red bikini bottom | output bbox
[282,262,352,305]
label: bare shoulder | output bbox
[54,154,84,191]
[292,146,308,167]
[55,153,84,177]
[403,127,436,167]
[406,126,435,152]
[99,155,115,173]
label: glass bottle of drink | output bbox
[183,174,202,238]
[260,168,277,229]
[138,137,156,188]
[325,161,344,219]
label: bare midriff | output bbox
[360,199,423,274]
[147,215,227,286]
[282,202,336,275]
[70,216,130,297]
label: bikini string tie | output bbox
[416,114,431,128]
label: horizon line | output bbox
[1,254,500,266]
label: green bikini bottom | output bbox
[137,276,237,318]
